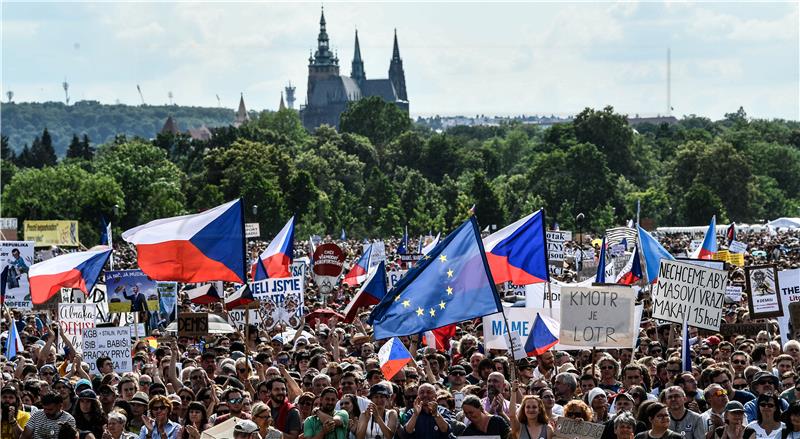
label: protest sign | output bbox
[483,305,643,351]
[250,276,305,329]
[505,330,526,360]
[178,313,208,337]
[554,417,604,439]
[778,269,800,345]
[23,220,79,246]
[559,286,635,347]
[729,252,744,267]
[245,223,261,238]
[0,241,34,309]
[105,270,159,313]
[690,239,703,253]
[745,265,783,318]
[365,241,386,269]
[546,231,572,261]
[652,259,727,331]
[82,327,132,374]
[313,243,345,294]
[158,282,179,324]
[387,270,407,289]
[729,240,747,254]
[0,218,18,240]
[790,303,800,340]
[58,304,97,353]
[725,285,743,303]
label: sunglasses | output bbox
[712,390,728,397]
[759,402,776,408]
[151,406,166,412]
[229,397,244,404]
[450,372,466,376]
[600,366,615,370]
[566,412,584,418]
[733,384,748,390]
[732,360,747,365]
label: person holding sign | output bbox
[461,395,511,439]
[509,384,553,439]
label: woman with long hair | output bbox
[461,395,510,439]
[357,384,398,439]
[510,394,552,439]
[181,402,209,439]
[634,403,681,439]
[73,390,108,439]
[744,394,784,439]
[340,394,362,439]
[781,402,800,439]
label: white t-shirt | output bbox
[745,421,785,439]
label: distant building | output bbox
[234,93,250,127]
[300,8,409,131]
[159,116,213,141]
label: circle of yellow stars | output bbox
[393,252,455,319]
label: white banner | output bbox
[58,304,97,354]
[245,223,261,238]
[0,241,34,310]
[82,327,132,374]
[483,305,643,351]
[559,286,636,347]
[652,259,727,331]
[249,276,305,330]
[778,269,800,345]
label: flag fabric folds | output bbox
[368,217,501,340]
[252,217,295,281]
[423,324,456,351]
[377,337,412,380]
[4,316,23,359]
[397,226,408,255]
[122,199,246,284]
[483,210,549,286]
[637,226,674,283]
[341,229,347,241]
[343,244,373,287]
[614,246,643,285]
[524,312,559,356]
[29,249,111,305]
[421,233,440,256]
[681,319,692,372]
[690,216,718,260]
[726,222,736,245]
[186,283,222,305]
[100,218,114,269]
[343,261,387,322]
[225,283,254,310]
[595,236,607,283]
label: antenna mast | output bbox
[136,84,145,105]
[62,79,70,105]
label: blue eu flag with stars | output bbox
[368,217,502,340]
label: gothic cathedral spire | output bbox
[351,29,366,83]
[388,29,407,102]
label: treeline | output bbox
[0,101,238,156]
[1,97,799,246]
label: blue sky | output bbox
[2,2,798,120]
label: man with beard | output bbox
[267,377,301,439]
[20,392,75,439]
[304,387,348,439]
[2,385,29,439]
[400,383,454,439]
[533,350,555,381]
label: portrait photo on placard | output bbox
[745,265,783,319]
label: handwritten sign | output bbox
[652,259,727,331]
[245,223,260,238]
[729,240,747,254]
[560,286,635,347]
[58,304,97,353]
[178,312,208,337]
[555,417,604,439]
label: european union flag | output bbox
[368,217,502,340]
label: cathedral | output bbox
[300,8,409,131]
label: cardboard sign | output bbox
[652,259,727,331]
[746,265,783,318]
[505,330,526,360]
[729,240,747,254]
[23,220,80,246]
[58,304,97,353]
[82,327,132,374]
[245,223,261,238]
[178,312,208,337]
[547,231,572,261]
[554,417,604,439]
[560,286,636,347]
[0,241,34,310]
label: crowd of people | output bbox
[2,227,800,439]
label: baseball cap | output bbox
[131,392,149,406]
[724,401,745,412]
[75,379,92,391]
[234,420,260,434]
[78,389,97,400]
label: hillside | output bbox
[0,101,240,155]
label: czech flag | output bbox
[122,199,246,284]
[690,216,717,260]
[29,249,111,305]
[423,324,456,352]
[186,283,222,305]
[595,236,607,283]
[483,210,549,286]
[614,246,642,285]
[343,261,387,322]
[225,283,254,310]
[252,217,295,281]
[343,244,372,286]
[524,312,559,356]
[377,337,412,380]
[4,316,23,359]
[637,226,674,284]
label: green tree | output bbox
[29,128,57,167]
[573,106,633,177]
[468,171,505,229]
[253,108,309,146]
[682,183,727,225]
[339,96,411,149]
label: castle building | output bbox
[300,8,409,131]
